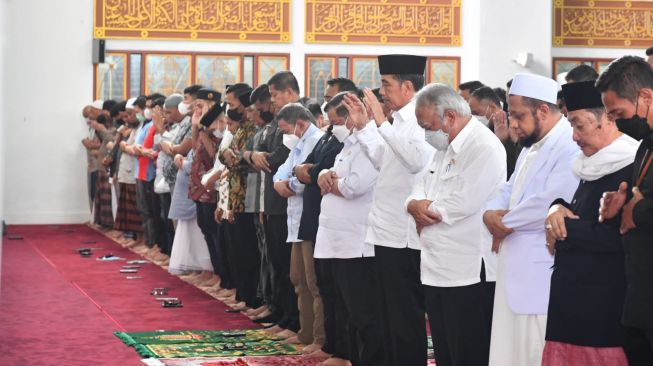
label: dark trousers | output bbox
[265,214,299,332]
[158,192,175,255]
[136,180,162,247]
[255,215,272,305]
[227,213,261,308]
[216,220,234,289]
[315,258,351,360]
[480,260,495,336]
[88,171,98,211]
[425,282,490,366]
[375,245,426,366]
[332,257,387,366]
[624,326,653,366]
[195,201,221,275]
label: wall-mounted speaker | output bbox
[92,39,105,64]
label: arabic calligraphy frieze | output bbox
[94,0,290,42]
[305,0,462,46]
[553,0,653,48]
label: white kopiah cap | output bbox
[92,100,104,109]
[509,73,558,105]
[126,97,137,109]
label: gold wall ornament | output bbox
[94,0,290,43]
[305,0,461,46]
[553,0,653,48]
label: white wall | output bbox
[478,0,553,88]
[1,0,6,229]
[3,0,93,224]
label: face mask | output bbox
[331,118,352,143]
[283,134,300,150]
[425,129,450,150]
[260,111,274,123]
[178,102,190,115]
[144,108,152,120]
[212,129,224,139]
[615,101,651,141]
[475,115,490,126]
[283,124,300,150]
[136,113,146,123]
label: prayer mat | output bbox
[115,330,281,346]
[116,330,298,358]
[138,342,299,358]
[151,356,327,366]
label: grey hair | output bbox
[415,83,471,118]
[276,102,316,125]
[164,93,183,109]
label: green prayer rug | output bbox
[114,330,297,359]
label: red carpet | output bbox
[0,225,257,366]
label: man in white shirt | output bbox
[406,84,506,366]
[314,92,384,366]
[354,54,433,365]
[483,73,580,366]
[273,103,325,344]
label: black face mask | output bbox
[127,121,140,128]
[260,111,274,123]
[615,100,651,141]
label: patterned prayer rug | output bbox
[148,356,327,366]
[115,330,297,358]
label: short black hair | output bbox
[96,114,110,126]
[565,64,598,83]
[325,91,358,118]
[147,93,166,101]
[298,96,314,107]
[306,102,323,118]
[102,99,117,111]
[250,84,271,104]
[393,74,425,92]
[458,80,484,92]
[646,46,653,56]
[595,56,653,103]
[326,78,357,93]
[493,87,507,105]
[471,86,501,108]
[134,96,147,110]
[109,100,126,118]
[183,85,203,97]
[267,71,300,94]
[506,79,513,89]
[151,96,166,108]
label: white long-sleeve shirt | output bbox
[315,122,379,259]
[354,100,434,250]
[273,124,324,243]
[406,118,506,287]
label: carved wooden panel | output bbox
[553,0,653,48]
[94,0,291,42]
[305,0,462,46]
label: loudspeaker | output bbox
[92,39,105,64]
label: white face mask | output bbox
[425,129,450,150]
[282,124,300,150]
[475,115,489,126]
[331,124,351,143]
[212,129,224,139]
[178,102,190,116]
[144,108,152,120]
[283,134,300,150]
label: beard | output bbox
[518,115,542,147]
